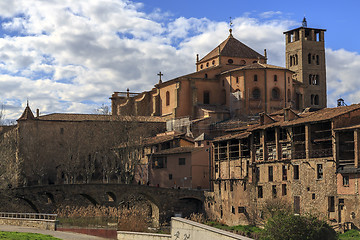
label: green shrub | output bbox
[261,212,337,240]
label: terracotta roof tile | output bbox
[200,34,264,62]
[151,146,201,155]
[37,113,166,122]
[282,104,360,126]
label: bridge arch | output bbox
[176,197,203,218]
[80,193,98,206]
[117,192,160,228]
[16,197,39,213]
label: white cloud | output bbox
[0,0,358,121]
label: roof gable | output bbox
[199,34,265,62]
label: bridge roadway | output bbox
[2,183,205,226]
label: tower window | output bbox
[254,74,258,82]
[308,53,311,64]
[206,62,209,67]
[258,186,263,198]
[228,59,233,64]
[290,56,293,67]
[271,88,280,100]
[252,88,261,100]
[274,75,277,82]
[203,91,210,104]
[236,77,239,83]
[166,91,170,106]
[204,73,208,79]
[212,60,215,65]
[314,95,319,105]
[316,55,319,65]
[200,64,203,69]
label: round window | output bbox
[228,59,233,64]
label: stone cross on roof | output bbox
[157,71,163,84]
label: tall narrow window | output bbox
[254,74,258,82]
[317,164,323,179]
[268,166,273,182]
[308,53,311,64]
[166,91,170,106]
[203,91,210,104]
[294,165,299,180]
[274,75,277,82]
[314,95,319,105]
[282,184,287,196]
[272,185,277,198]
[343,175,349,186]
[328,196,335,212]
[282,165,287,181]
[316,55,319,65]
[290,56,293,67]
[295,54,298,65]
[258,186,263,198]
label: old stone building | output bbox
[129,131,210,189]
[0,104,166,188]
[205,104,360,228]
[111,18,325,125]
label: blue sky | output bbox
[0,0,360,121]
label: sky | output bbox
[1,0,360,122]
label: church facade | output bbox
[111,18,326,123]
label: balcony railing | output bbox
[0,212,57,221]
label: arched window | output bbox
[166,91,170,106]
[316,55,319,65]
[212,60,215,65]
[274,75,278,82]
[271,88,280,100]
[290,56,293,67]
[308,53,311,64]
[287,89,291,102]
[314,95,319,105]
[204,73,208,79]
[252,88,261,100]
[254,74,258,82]
[203,91,210,104]
[200,64,203,69]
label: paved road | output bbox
[0,225,109,240]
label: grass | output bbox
[0,231,61,240]
[339,229,360,239]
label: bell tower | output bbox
[284,18,327,110]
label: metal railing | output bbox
[0,212,57,221]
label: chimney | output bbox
[196,54,199,62]
[36,109,39,118]
[264,49,267,64]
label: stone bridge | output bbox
[2,184,205,227]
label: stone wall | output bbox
[117,217,253,240]
[0,218,57,231]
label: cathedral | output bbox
[111,18,327,122]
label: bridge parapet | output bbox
[0,212,58,230]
